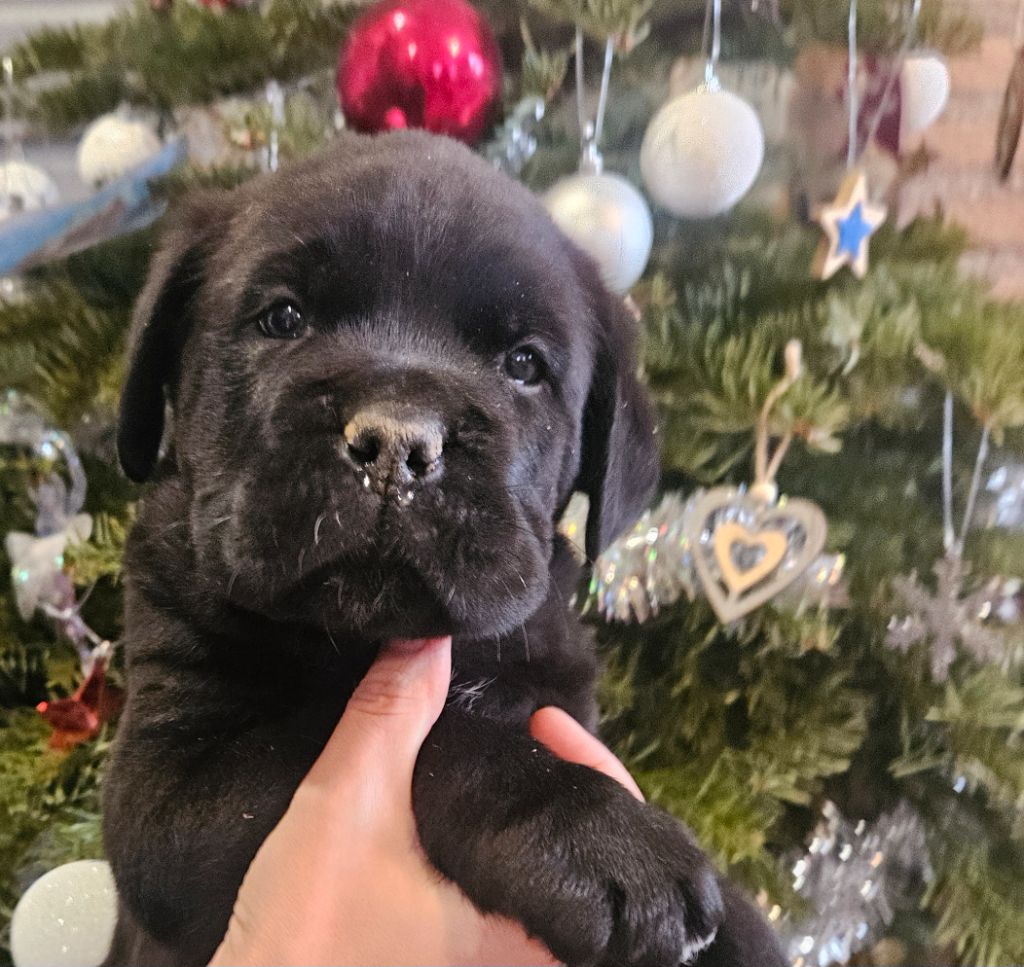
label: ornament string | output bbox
[753,340,803,496]
[573,29,616,170]
[942,391,955,550]
[940,390,994,554]
[264,80,285,174]
[960,422,991,547]
[700,0,723,90]
[859,0,923,157]
[847,0,859,169]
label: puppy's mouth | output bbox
[236,514,548,640]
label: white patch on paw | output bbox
[680,926,718,965]
[448,676,496,712]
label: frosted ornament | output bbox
[640,86,764,218]
[900,51,950,139]
[77,113,161,186]
[0,161,59,222]
[11,860,117,967]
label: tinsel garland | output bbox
[561,491,847,623]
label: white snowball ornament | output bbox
[900,51,950,139]
[77,113,161,187]
[11,860,117,967]
[544,172,653,294]
[640,87,765,218]
[0,161,60,222]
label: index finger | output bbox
[528,706,645,801]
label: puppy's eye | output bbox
[505,346,545,387]
[258,301,306,340]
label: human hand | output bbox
[209,636,643,967]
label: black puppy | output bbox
[103,131,784,967]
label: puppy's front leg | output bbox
[412,706,724,967]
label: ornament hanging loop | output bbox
[753,340,803,501]
[701,0,723,91]
[574,29,616,172]
[847,0,859,170]
[859,0,924,158]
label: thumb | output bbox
[304,636,452,805]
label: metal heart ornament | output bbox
[687,487,828,623]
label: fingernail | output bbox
[387,636,449,655]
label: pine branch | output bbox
[65,510,134,587]
[780,0,982,55]
[527,0,654,46]
[3,0,357,134]
[0,282,130,427]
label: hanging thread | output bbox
[847,0,859,169]
[701,0,723,90]
[860,0,923,156]
[573,29,617,172]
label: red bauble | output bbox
[337,0,502,145]
[37,656,123,750]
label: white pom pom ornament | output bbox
[545,171,653,294]
[640,86,764,218]
[0,160,60,222]
[77,113,161,186]
[11,860,117,967]
[900,51,950,139]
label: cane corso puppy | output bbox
[103,130,784,967]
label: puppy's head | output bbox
[118,132,658,639]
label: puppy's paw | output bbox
[526,794,725,967]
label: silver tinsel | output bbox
[483,96,545,175]
[887,553,1010,682]
[776,801,932,967]
[2,389,108,673]
[560,491,846,623]
[979,461,1024,531]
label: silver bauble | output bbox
[544,171,653,294]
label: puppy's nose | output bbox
[343,410,445,492]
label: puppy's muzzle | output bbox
[343,407,444,498]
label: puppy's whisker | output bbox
[323,618,341,655]
[314,513,326,546]
[226,567,241,598]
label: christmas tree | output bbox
[2,1,1022,964]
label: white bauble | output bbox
[77,113,161,186]
[0,161,60,222]
[11,860,117,967]
[640,87,765,218]
[900,51,950,138]
[544,172,653,294]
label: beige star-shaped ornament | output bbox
[812,171,888,281]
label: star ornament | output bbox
[812,171,888,281]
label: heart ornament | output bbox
[687,487,828,623]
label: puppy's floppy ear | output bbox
[571,250,660,560]
[117,195,226,482]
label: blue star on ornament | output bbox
[813,171,887,280]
